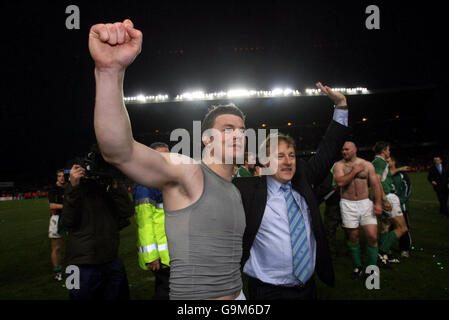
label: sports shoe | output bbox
[54,272,63,281]
[378,253,388,266]
[387,255,400,263]
[351,267,364,280]
[400,251,410,258]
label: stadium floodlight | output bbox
[272,88,283,96]
[123,86,370,104]
[283,89,293,95]
[227,89,251,98]
[181,92,193,100]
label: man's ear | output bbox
[259,158,270,168]
[202,132,213,147]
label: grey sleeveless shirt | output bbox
[164,162,246,300]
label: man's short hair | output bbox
[150,142,169,150]
[373,141,390,155]
[201,103,246,135]
[389,155,398,165]
[345,140,358,148]
[259,132,296,163]
[56,169,64,175]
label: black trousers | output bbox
[69,258,130,300]
[435,188,449,216]
[247,275,317,300]
[153,267,170,300]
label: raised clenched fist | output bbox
[88,19,143,72]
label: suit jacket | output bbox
[233,120,350,287]
[428,164,449,191]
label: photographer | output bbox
[61,150,134,300]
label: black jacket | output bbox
[62,180,134,265]
[427,164,449,191]
[233,120,350,287]
[313,171,340,206]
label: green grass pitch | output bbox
[0,172,448,299]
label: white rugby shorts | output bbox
[383,193,403,218]
[48,215,63,239]
[340,198,377,228]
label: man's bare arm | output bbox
[333,162,363,188]
[368,163,382,206]
[375,174,387,199]
[49,203,63,210]
[375,173,392,211]
[90,20,190,190]
[390,166,411,176]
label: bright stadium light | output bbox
[123,86,370,104]
[283,88,293,95]
[272,88,283,96]
[227,89,251,98]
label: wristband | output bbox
[334,105,348,110]
[382,197,387,201]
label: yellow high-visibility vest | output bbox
[133,185,170,270]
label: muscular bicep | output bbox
[333,162,350,187]
[333,163,345,179]
[368,163,380,186]
[114,141,194,190]
[375,173,382,183]
[369,164,384,199]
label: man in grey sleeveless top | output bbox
[89,19,246,299]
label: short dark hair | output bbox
[389,155,398,164]
[150,142,169,150]
[345,140,358,148]
[56,169,64,175]
[373,141,390,155]
[201,103,246,135]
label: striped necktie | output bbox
[281,183,313,284]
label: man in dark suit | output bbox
[427,156,449,217]
[233,83,350,300]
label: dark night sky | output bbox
[1,0,447,184]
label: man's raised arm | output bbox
[89,19,186,189]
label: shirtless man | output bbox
[333,141,382,279]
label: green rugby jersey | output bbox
[372,156,394,194]
[232,166,252,179]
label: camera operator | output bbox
[61,154,134,300]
